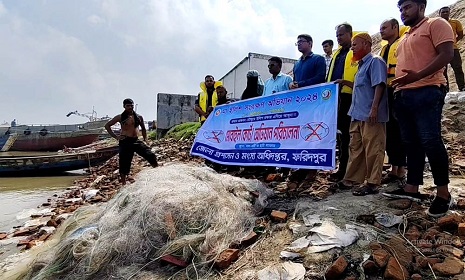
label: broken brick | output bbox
[438,214,461,231]
[239,231,258,247]
[384,257,409,280]
[458,223,465,237]
[373,249,390,268]
[325,256,348,279]
[215,249,240,269]
[160,255,188,268]
[270,210,287,223]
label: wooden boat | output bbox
[0,145,119,176]
[2,128,104,152]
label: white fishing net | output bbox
[25,163,273,280]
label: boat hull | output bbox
[0,146,119,176]
[9,129,102,151]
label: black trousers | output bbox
[336,92,352,177]
[119,137,157,175]
[386,87,406,167]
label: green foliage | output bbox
[148,131,157,140]
[165,122,201,140]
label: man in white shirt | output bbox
[322,39,334,76]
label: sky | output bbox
[0,0,456,125]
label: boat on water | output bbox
[7,128,103,152]
[1,120,108,151]
[0,145,119,176]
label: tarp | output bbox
[190,83,338,170]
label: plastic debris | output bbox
[375,213,404,228]
[284,221,359,254]
[257,261,306,280]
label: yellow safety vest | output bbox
[379,26,409,87]
[326,47,358,94]
[198,81,222,122]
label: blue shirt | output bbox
[293,53,326,87]
[348,53,389,122]
[263,72,293,96]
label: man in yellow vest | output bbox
[194,75,223,124]
[379,18,408,186]
[327,23,359,182]
[439,6,465,91]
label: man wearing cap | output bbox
[333,33,388,196]
[382,0,454,217]
[326,23,359,182]
[105,98,158,185]
[194,75,223,124]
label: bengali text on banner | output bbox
[190,82,338,170]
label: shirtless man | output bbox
[105,98,158,185]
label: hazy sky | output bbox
[0,0,456,125]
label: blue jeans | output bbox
[394,86,449,186]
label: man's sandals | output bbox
[352,183,379,196]
[331,181,379,196]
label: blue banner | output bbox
[190,83,338,170]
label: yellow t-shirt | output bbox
[448,19,463,49]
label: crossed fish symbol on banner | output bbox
[302,122,330,141]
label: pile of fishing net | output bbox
[25,163,273,280]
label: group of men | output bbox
[193,0,463,217]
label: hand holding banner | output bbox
[190,82,338,170]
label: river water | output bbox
[0,150,87,233]
[0,174,85,233]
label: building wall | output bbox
[156,93,198,139]
[220,53,297,100]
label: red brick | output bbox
[416,256,442,269]
[384,257,409,280]
[373,249,390,268]
[0,233,7,240]
[26,241,37,250]
[160,255,188,268]
[239,231,258,247]
[46,219,58,228]
[437,245,464,259]
[17,238,31,246]
[362,260,378,275]
[325,256,348,279]
[270,210,288,223]
[438,214,461,231]
[458,223,465,237]
[215,249,240,269]
[433,257,464,276]
[405,225,421,242]
[423,227,441,241]
[38,233,52,242]
[13,227,38,237]
[265,173,282,182]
